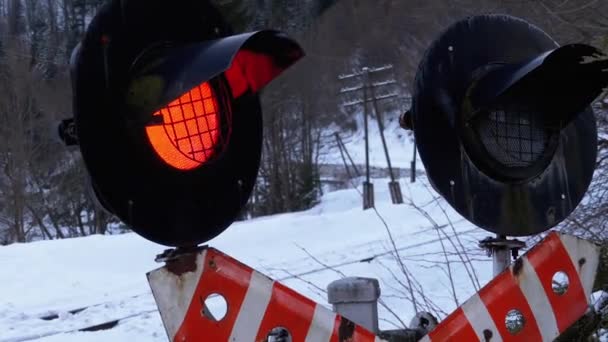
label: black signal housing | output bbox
[69,0,303,246]
[409,14,607,236]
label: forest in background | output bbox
[0,0,607,247]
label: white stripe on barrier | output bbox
[461,293,503,342]
[418,334,431,342]
[559,234,601,301]
[229,272,274,341]
[305,304,336,342]
[517,257,560,341]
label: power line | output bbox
[275,227,480,281]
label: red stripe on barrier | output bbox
[173,249,253,342]
[254,282,317,341]
[525,232,588,333]
[479,270,543,341]
[329,315,341,342]
[427,308,478,341]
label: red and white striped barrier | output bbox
[147,231,599,341]
[421,232,600,342]
[147,248,384,342]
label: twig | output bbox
[378,298,408,329]
[295,243,347,278]
[409,188,481,291]
[372,206,419,313]
[277,269,327,299]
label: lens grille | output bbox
[474,107,551,168]
[146,81,231,170]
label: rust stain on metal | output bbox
[338,317,355,342]
[208,258,217,271]
[512,258,524,277]
[166,253,197,276]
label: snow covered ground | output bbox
[0,177,493,341]
[318,111,423,170]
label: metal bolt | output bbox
[483,329,493,341]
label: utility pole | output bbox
[362,67,374,209]
[338,64,403,208]
[366,70,403,204]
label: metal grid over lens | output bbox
[475,106,551,168]
[157,82,225,163]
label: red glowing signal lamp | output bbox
[68,0,305,246]
[145,82,230,170]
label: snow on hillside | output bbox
[0,177,493,341]
[319,111,423,170]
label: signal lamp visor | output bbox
[146,81,230,170]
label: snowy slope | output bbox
[318,111,423,170]
[0,177,492,341]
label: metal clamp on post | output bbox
[479,235,526,276]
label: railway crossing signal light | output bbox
[406,14,608,236]
[61,0,303,246]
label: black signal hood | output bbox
[128,30,303,115]
[469,43,608,129]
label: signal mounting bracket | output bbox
[479,235,526,257]
[479,235,526,276]
[154,245,207,263]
